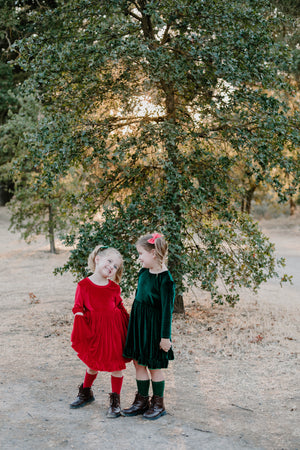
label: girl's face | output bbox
[95,252,122,280]
[137,245,156,269]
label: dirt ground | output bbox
[0,206,299,450]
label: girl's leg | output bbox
[149,368,165,397]
[134,360,151,397]
[149,368,164,382]
[70,367,96,409]
[83,367,98,388]
[111,370,123,395]
[107,371,123,419]
[134,360,150,380]
[121,361,150,416]
[143,368,166,420]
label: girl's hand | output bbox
[160,338,171,352]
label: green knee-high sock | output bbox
[152,380,165,398]
[136,379,150,397]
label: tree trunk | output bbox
[0,181,14,206]
[163,88,185,313]
[48,204,56,254]
[141,8,185,313]
[241,196,245,213]
[245,184,257,214]
[289,195,296,216]
[173,293,184,314]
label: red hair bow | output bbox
[147,233,162,244]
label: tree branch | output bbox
[128,10,143,22]
[160,24,171,45]
[86,115,166,131]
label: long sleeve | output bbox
[117,300,129,321]
[160,276,175,339]
[115,291,130,327]
[71,282,92,350]
[72,284,86,315]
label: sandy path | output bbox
[0,207,299,449]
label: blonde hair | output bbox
[136,234,168,267]
[87,245,124,284]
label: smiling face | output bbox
[95,251,122,281]
[136,245,156,270]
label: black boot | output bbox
[121,392,150,417]
[70,383,95,409]
[107,393,121,418]
[143,395,166,420]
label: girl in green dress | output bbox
[122,233,175,420]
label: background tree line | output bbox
[0,0,299,312]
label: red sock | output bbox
[111,375,123,395]
[83,371,98,388]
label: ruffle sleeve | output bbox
[71,283,92,353]
[71,314,93,354]
[72,284,86,315]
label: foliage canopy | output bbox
[9,0,300,310]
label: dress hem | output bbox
[76,353,130,372]
[122,351,174,369]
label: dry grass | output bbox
[172,289,299,361]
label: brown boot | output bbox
[107,392,121,418]
[121,392,150,416]
[143,395,166,420]
[70,383,95,409]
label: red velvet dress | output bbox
[71,277,130,372]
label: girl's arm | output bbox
[160,275,175,340]
[72,284,86,315]
[160,338,172,352]
[115,291,130,321]
[117,301,130,320]
[71,284,92,347]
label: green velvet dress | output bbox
[123,268,175,369]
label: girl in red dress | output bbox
[70,245,130,418]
